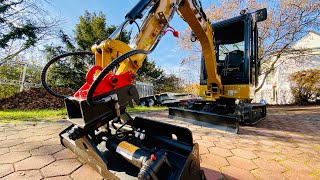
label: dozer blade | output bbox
[169,107,239,133]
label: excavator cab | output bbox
[201,8,267,88]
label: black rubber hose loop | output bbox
[86,37,161,106]
[86,49,149,106]
[41,51,94,99]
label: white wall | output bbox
[254,31,320,104]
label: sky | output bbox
[44,0,202,82]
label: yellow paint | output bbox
[178,0,222,99]
[200,84,254,100]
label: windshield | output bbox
[218,41,244,61]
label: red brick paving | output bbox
[252,158,286,172]
[70,164,103,180]
[15,155,55,171]
[221,166,256,180]
[251,169,286,180]
[40,159,81,177]
[227,156,258,171]
[0,106,319,179]
[231,148,258,159]
[0,164,14,178]
[1,170,43,180]
[283,171,314,180]
[208,146,233,157]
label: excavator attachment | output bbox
[59,85,205,180]
[168,102,266,134]
[169,107,239,133]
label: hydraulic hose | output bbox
[87,49,149,106]
[41,51,94,99]
[86,38,160,106]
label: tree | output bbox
[136,58,185,93]
[0,0,60,63]
[0,63,20,98]
[137,58,165,82]
[290,69,320,104]
[178,0,320,93]
[44,11,131,90]
[75,11,130,51]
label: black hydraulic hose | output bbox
[41,51,94,99]
[86,39,160,106]
[86,49,149,106]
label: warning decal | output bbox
[116,141,139,160]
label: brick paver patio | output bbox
[0,106,319,179]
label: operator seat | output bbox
[224,50,244,73]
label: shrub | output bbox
[290,69,320,105]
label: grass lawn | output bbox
[0,106,168,124]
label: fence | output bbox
[0,62,42,92]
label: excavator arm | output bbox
[90,0,222,99]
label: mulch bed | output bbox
[0,87,75,110]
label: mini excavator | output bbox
[41,0,267,179]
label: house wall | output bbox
[254,32,320,104]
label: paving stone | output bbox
[201,153,229,168]
[296,147,319,155]
[31,145,64,155]
[53,149,77,160]
[44,176,72,180]
[252,158,286,172]
[0,136,6,141]
[237,138,259,145]
[24,135,52,143]
[201,163,224,180]
[231,149,257,159]
[42,137,61,146]
[195,140,215,148]
[226,156,258,171]
[277,146,303,157]
[208,147,233,157]
[253,150,285,161]
[289,153,314,164]
[0,139,23,148]
[251,169,286,180]
[221,165,256,180]
[0,130,19,137]
[0,164,14,178]
[0,151,30,164]
[258,139,277,146]
[199,146,209,155]
[201,135,220,142]
[10,142,43,152]
[308,158,320,170]
[281,159,315,174]
[315,171,320,179]
[282,171,314,180]
[193,135,202,141]
[0,148,9,155]
[71,164,103,180]
[214,141,236,150]
[15,155,55,170]
[234,143,258,152]
[1,170,43,180]
[41,159,81,177]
